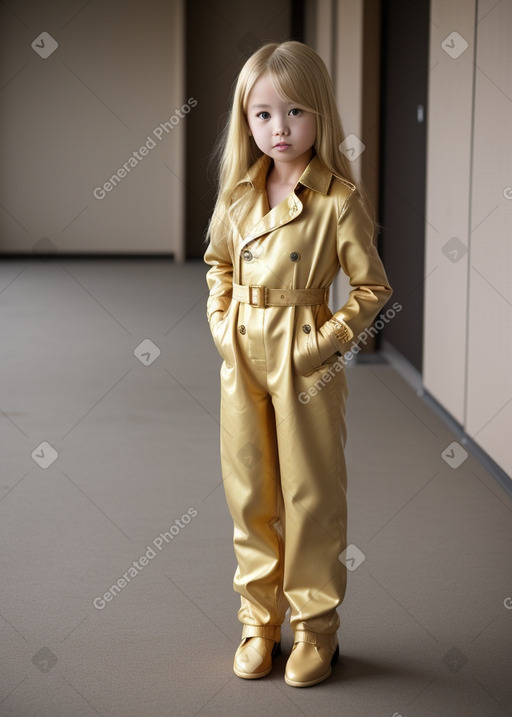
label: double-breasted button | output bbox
[302,324,311,334]
[242,250,253,262]
[290,252,300,262]
[239,325,246,334]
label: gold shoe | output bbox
[284,630,339,687]
[233,625,281,680]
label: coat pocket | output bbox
[292,309,341,377]
[210,305,235,368]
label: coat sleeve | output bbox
[323,189,393,351]
[203,224,234,323]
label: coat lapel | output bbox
[232,154,305,251]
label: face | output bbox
[246,73,316,169]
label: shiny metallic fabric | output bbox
[205,153,392,636]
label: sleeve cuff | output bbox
[326,318,354,347]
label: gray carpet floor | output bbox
[1,258,511,717]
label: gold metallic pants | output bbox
[219,304,349,636]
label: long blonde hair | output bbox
[207,40,371,244]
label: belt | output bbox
[232,282,328,308]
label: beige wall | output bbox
[424,0,512,476]
[423,1,475,423]
[465,0,512,472]
[0,0,185,258]
[310,0,511,477]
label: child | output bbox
[204,40,392,687]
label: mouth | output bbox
[274,142,291,150]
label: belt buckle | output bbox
[249,285,265,308]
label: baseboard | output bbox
[381,340,512,500]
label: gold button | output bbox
[290,252,299,262]
[302,324,311,334]
[239,325,246,334]
[242,250,253,262]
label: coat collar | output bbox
[235,152,334,195]
[298,154,334,194]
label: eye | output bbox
[289,108,303,116]
[257,111,270,120]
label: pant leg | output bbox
[220,358,288,628]
[270,357,349,634]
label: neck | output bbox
[269,149,313,187]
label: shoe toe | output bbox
[233,637,278,679]
[285,642,338,687]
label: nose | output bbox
[272,115,289,136]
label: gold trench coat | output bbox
[204,153,392,635]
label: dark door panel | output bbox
[379,0,430,371]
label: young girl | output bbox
[204,41,392,687]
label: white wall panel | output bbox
[466,0,512,475]
[423,0,476,424]
[424,0,512,477]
